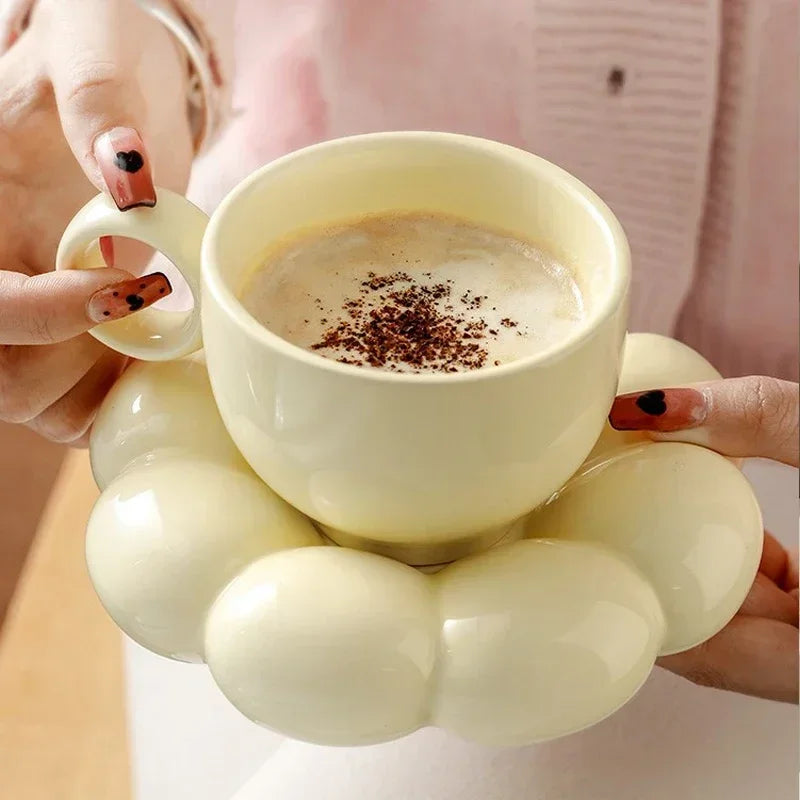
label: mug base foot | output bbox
[315,517,528,568]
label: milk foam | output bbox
[240,212,586,372]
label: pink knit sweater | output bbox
[182,0,797,379]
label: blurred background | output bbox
[0,426,64,625]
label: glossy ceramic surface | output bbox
[526,443,762,655]
[57,190,207,360]
[59,132,630,552]
[85,333,763,747]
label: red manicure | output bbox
[87,272,172,324]
[94,127,156,210]
[608,388,708,432]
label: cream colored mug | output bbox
[57,132,630,564]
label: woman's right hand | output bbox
[610,376,799,702]
[0,0,193,444]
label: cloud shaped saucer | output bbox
[86,333,761,746]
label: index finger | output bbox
[0,268,172,344]
[37,0,146,188]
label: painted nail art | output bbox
[87,272,172,324]
[93,127,156,210]
[608,388,708,432]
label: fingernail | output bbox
[609,388,708,432]
[99,236,115,267]
[93,127,156,210]
[87,272,172,324]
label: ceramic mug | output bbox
[57,132,630,564]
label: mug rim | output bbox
[202,131,630,384]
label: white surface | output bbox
[127,459,799,800]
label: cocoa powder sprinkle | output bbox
[309,272,519,372]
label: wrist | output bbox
[135,0,226,154]
[1,0,226,155]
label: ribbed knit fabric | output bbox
[676,0,799,379]
[531,0,720,340]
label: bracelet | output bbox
[0,0,33,50]
[135,0,226,154]
[0,0,226,155]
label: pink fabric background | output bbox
[189,0,798,379]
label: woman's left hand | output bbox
[0,0,192,444]
[609,376,799,702]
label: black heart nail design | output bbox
[635,390,667,416]
[126,293,144,312]
[114,150,144,173]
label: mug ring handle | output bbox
[56,189,209,361]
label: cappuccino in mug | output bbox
[240,211,585,373]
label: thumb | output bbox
[0,269,172,345]
[609,376,799,467]
[42,0,156,209]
